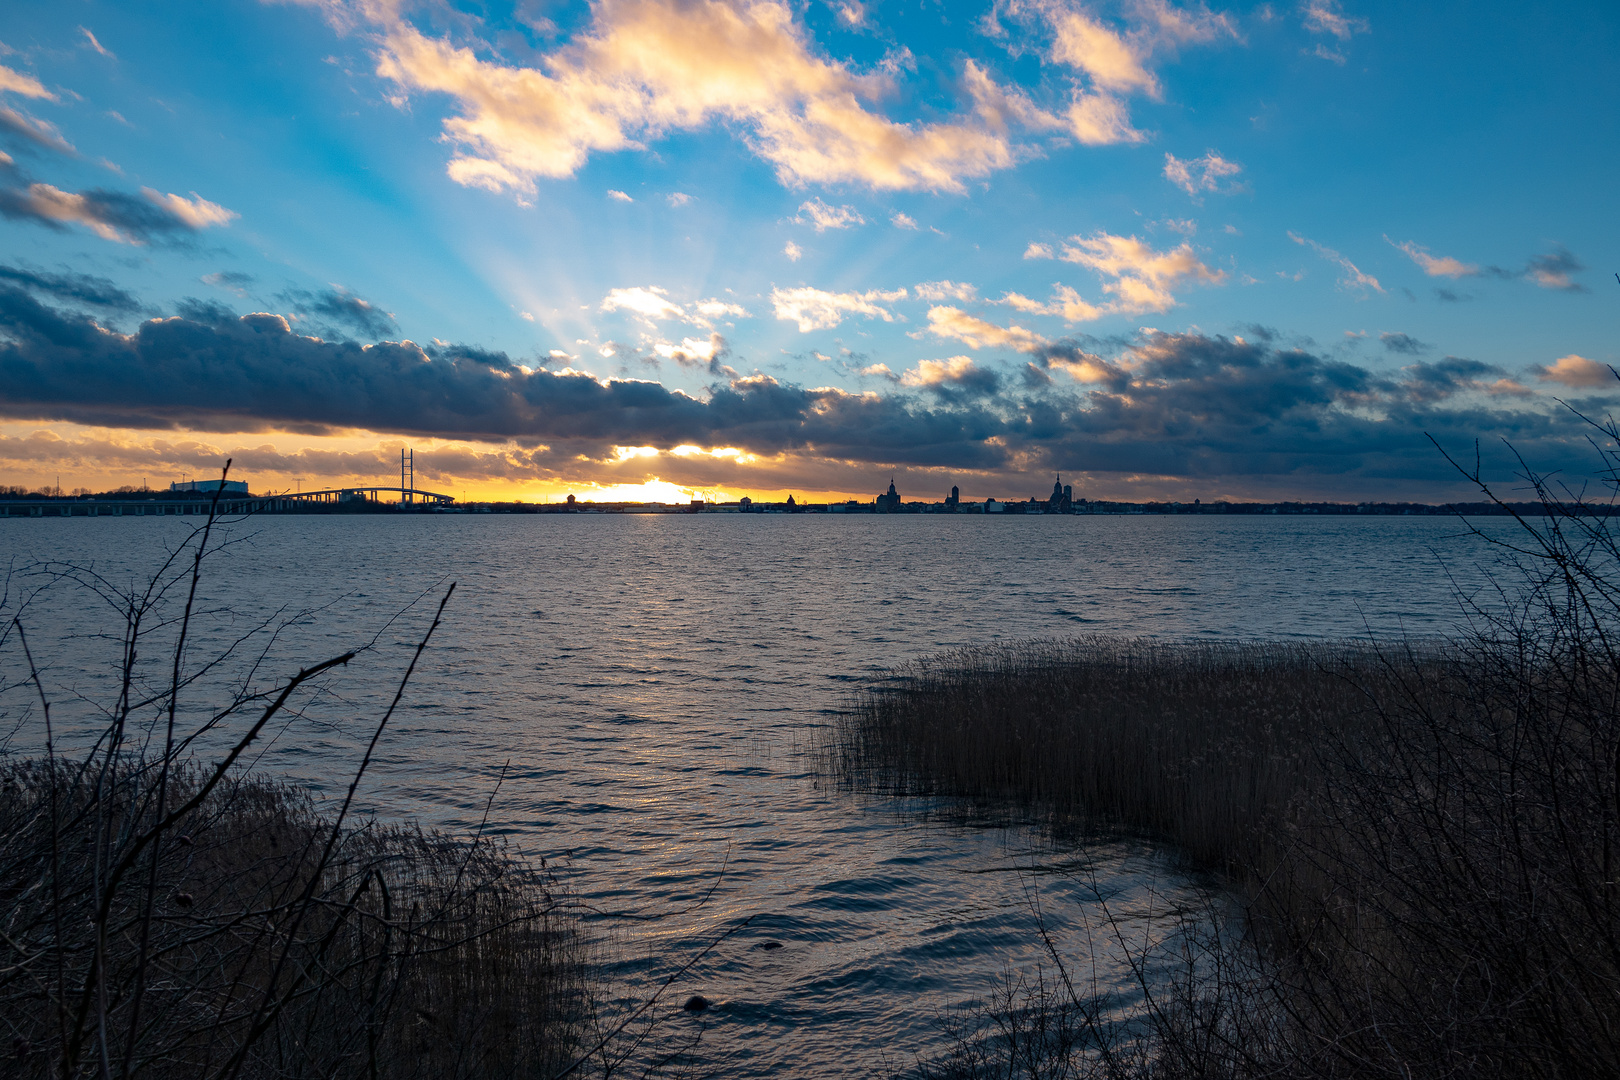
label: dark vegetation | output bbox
[0,763,585,1079]
[0,472,704,1079]
[837,442,1620,1078]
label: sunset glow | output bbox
[0,0,1613,502]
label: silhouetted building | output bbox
[171,479,248,495]
[876,478,901,512]
[945,485,960,509]
[1047,474,1074,512]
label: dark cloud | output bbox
[910,357,1001,398]
[0,183,209,244]
[1398,357,1507,403]
[0,264,140,311]
[0,293,1596,490]
[1434,287,1472,303]
[424,342,513,369]
[277,286,396,339]
[1525,246,1585,292]
[1020,362,1053,388]
[173,297,239,324]
[0,107,76,156]
[1380,332,1428,355]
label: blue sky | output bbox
[0,0,1614,501]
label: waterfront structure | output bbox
[876,479,901,512]
[945,485,960,510]
[171,479,249,494]
[1048,475,1073,513]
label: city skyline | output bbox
[0,0,1614,503]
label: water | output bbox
[0,513,1515,1075]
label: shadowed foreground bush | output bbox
[0,760,586,1079]
[838,632,1620,1076]
[0,482,609,1079]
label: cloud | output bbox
[599,286,743,329]
[901,355,1001,396]
[1288,231,1383,294]
[277,285,397,339]
[202,270,255,297]
[1058,232,1227,312]
[0,287,1024,470]
[924,306,1050,352]
[0,107,75,154]
[607,188,633,201]
[1163,150,1242,196]
[601,285,686,322]
[771,285,906,331]
[1387,237,1477,278]
[1030,341,1122,384]
[993,0,1236,146]
[1525,246,1583,291]
[796,197,864,231]
[1399,357,1521,404]
[1302,0,1369,41]
[142,189,238,229]
[891,211,918,229]
[915,280,977,301]
[655,332,737,375]
[997,284,1105,323]
[78,27,116,60]
[0,263,140,311]
[1533,354,1615,390]
[667,191,693,207]
[0,183,237,244]
[0,65,56,100]
[372,0,1041,194]
[1024,241,1055,259]
[1379,331,1427,355]
[783,240,802,261]
[694,298,750,320]
[0,287,1605,494]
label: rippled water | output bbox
[0,513,1517,1076]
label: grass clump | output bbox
[839,433,1620,1078]
[0,760,586,1080]
[840,635,1620,1077]
[0,471,600,1079]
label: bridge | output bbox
[1,486,455,518]
[276,486,455,506]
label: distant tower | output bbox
[401,448,415,504]
[877,477,901,512]
[947,484,960,509]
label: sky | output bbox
[0,0,1614,503]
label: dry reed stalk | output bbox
[0,470,595,1079]
[841,634,1620,1077]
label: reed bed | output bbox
[839,631,1620,1076]
[0,760,586,1080]
[0,473,610,1079]
[835,637,1444,877]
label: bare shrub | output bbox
[0,469,590,1079]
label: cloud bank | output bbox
[0,286,1603,496]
